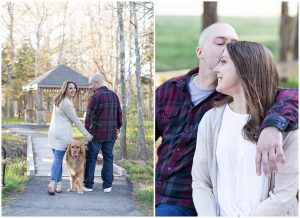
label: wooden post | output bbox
[25,90,35,123]
[36,89,45,124]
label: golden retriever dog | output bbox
[65,140,86,194]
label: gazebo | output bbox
[22,64,90,124]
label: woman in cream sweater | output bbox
[192,41,298,216]
[47,81,93,195]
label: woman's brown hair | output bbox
[54,81,78,107]
[215,41,279,143]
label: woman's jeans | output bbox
[50,149,65,182]
[84,139,115,189]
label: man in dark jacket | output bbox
[84,73,122,193]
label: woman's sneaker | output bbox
[103,187,112,193]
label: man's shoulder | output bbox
[156,67,198,92]
[93,86,119,99]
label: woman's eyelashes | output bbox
[219,58,226,64]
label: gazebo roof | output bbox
[22,64,89,91]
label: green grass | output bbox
[279,75,299,88]
[114,117,153,160]
[156,16,280,72]
[2,159,28,204]
[118,160,153,215]
[2,132,28,205]
[73,128,86,140]
[121,160,153,181]
[136,186,153,202]
[2,117,24,124]
[2,133,25,143]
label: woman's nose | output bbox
[213,64,219,72]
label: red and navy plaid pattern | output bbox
[85,86,122,141]
[155,67,298,210]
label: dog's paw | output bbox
[67,188,75,192]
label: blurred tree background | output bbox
[156,1,298,88]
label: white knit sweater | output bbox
[192,105,298,216]
[48,98,89,151]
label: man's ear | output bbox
[196,47,204,59]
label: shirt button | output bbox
[168,167,171,171]
[177,148,180,152]
[185,129,189,133]
[281,122,286,128]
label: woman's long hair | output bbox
[54,81,78,107]
[215,41,279,143]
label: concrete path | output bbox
[2,177,139,216]
[2,123,141,216]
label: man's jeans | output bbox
[50,149,66,182]
[155,203,197,216]
[84,139,115,189]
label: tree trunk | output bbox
[279,2,293,61]
[58,2,68,64]
[7,2,15,117]
[148,61,153,117]
[113,26,119,92]
[202,2,218,30]
[127,4,133,109]
[132,2,147,161]
[117,2,127,159]
[293,7,298,60]
[35,26,41,78]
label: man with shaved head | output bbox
[155,22,298,216]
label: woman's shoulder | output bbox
[204,105,226,121]
[60,98,73,108]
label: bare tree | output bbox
[293,6,298,60]
[117,2,127,159]
[126,4,133,109]
[57,2,68,64]
[202,2,218,30]
[2,2,16,117]
[24,2,51,78]
[132,2,147,161]
[279,2,295,61]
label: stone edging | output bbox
[26,136,35,177]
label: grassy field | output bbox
[117,160,153,216]
[156,16,280,72]
[2,117,24,124]
[2,133,28,205]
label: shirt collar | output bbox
[176,67,199,92]
[94,86,108,93]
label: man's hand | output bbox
[256,126,285,177]
[117,129,120,134]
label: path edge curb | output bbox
[27,136,35,177]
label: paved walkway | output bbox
[2,124,141,216]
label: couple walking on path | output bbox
[47,73,122,195]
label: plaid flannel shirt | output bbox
[155,67,298,210]
[85,86,122,141]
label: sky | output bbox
[156,0,298,17]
